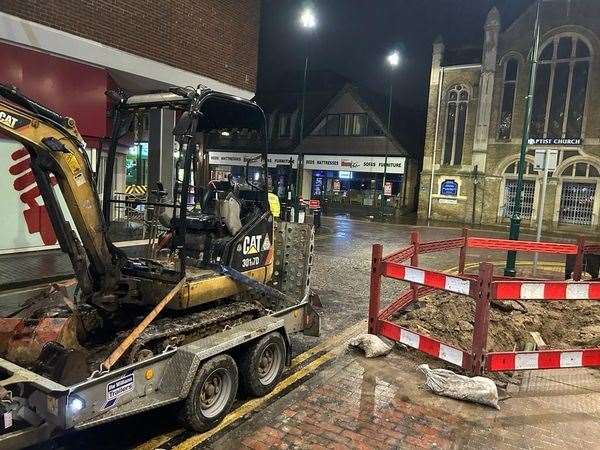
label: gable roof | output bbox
[302,83,424,159]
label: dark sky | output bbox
[258,0,534,110]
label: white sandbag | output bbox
[348,334,392,358]
[418,364,499,409]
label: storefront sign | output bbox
[303,155,405,174]
[527,138,583,146]
[440,179,459,196]
[384,181,392,196]
[208,152,298,169]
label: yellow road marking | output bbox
[133,320,366,450]
[134,430,182,450]
[172,338,348,450]
[291,320,365,368]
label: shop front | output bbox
[208,151,299,199]
[303,154,406,210]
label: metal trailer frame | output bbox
[0,220,318,450]
[0,299,318,450]
[368,228,600,376]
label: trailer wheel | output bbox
[239,332,286,397]
[180,354,238,432]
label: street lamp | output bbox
[504,0,542,276]
[294,6,317,219]
[380,50,400,217]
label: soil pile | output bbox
[393,291,600,352]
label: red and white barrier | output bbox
[383,262,472,296]
[494,281,600,300]
[488,349,600,371]
[379,321,467,369]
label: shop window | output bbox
[126,142,148,186]
[442,85,469,165]
[530,35,591,139]
[313,113,368,136]
[340,113,367,136]
[498,58,519,140]
[326,114,340,136]
[278,113,292,137]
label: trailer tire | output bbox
[239,332,286,397]
[180,354,238,432]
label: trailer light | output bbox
[68,396,85,413]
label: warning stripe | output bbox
[493,281,600,300]
[379,321,467,368]
[487,349,600,371]
[383,262,472,296]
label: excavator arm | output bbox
[0,84,119,298]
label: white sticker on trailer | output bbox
[3,411,12,429]
[106,373,135,401]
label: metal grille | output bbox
[559,182,596,226]
[502,179,535,219]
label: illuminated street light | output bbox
[387,50,400,67]
[299,7,317,29]
[295,6,317,218]
[380,50,400,216]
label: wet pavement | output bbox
[12,216,597,449]
[207,349,600,450]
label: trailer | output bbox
[0,221,320,449]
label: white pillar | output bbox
[472,7,500,170]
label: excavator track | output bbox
[126,301,263,364]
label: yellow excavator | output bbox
[0,84,316,379]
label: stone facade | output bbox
[419,0,600,232]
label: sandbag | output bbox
[418,364,499,409]
[348,334,392,358]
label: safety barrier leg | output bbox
[458,227,469,275]
[368,244,383,334]
[471,262,493,375]
[573,236,585,281]
[410,231,420,300]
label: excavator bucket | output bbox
[0,316,80,366]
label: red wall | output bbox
[0,42,108,140]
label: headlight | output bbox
[68,395,85,413]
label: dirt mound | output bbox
[392,291,600,352]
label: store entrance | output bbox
[311,170,403,213]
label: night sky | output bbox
[258,0,535,110]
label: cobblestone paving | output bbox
[210,350,600,450]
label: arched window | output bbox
[498,58,519,140]
[502,160,536,219]
[530,35,591,139]
[443,85,469,165]
[558,162,599,226]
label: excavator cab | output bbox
[102,88,277,308]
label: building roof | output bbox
[255,71,424,160]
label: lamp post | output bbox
[504,0,542,276]
[380,50,400,217]
[294,6,317,217]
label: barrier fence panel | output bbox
[368,229,600,375]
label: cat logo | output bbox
[261,234,271,251]
[0,110,29,129]
[242,234,263,255]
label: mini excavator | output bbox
[0,84,312,382]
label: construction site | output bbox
[0,0,599,449]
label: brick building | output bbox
[0,1,260,252]
[419,0,600,231]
